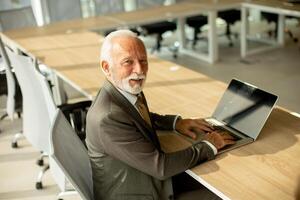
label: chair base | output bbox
[11,132,23,148]
[57,190,78,200]
[36,163,49,190]
[36,152,48,166]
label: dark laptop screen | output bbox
[212,79,278,140]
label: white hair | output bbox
[100,29,139,67]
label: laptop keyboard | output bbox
[212,125,241,140]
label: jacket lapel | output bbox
[103,80,161,151]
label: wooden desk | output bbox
[3,29,300,200]
[2,1,242,64]
[34,44,300,200]
[110,1,242,64]
[2,15,122,39]
[14,32,103,52]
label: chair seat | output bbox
[186,15,207,28]
[218,10,241,24]
[141,21,177,35]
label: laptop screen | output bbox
[212,79,278,140]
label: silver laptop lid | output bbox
[212,79,278,140]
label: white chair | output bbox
[50,110,94,200]
[6,46,56,188]
[0,6,37,31]
[0,36,23,145]
[6,48,91,198]
[0,37,16,120]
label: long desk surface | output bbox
[244,0,300,16]
[2,0,300,64]
[3,31,299,200]
[2,1,243,39]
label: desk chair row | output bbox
[261,12,299,50]
[0,36,93,199]
[186,9,241,48]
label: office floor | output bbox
[0,19,299,200]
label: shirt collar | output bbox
[117,88,138,106]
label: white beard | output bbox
[112,73,146,95]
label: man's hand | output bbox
[175,118,214,139]
[204,131,236,150]
[175,118,236,150]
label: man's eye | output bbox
[124,60,133,65]
[141,60,148,65]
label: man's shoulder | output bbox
[88,89,131,124]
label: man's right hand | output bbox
[204,131,236,150]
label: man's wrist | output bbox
[173,115,182,132]
[202,140,218,155]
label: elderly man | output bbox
[86,30,235,200]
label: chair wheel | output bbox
[36,159,44,166]
[11,142,18,148]
[35,182,43,190]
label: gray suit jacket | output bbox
[86,80,215,200]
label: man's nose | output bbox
[133,61,144,74]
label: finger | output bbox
[221,133,235,140]
[194,123,214,132]
[224,139,236,145]
[183,130,197,140]
[194,119,215,130]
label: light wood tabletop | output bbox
[14,32,103,52]
[3,29,300,200]
[244,0,300,13]
[2,15,122,39]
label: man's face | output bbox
[106,37,148,94]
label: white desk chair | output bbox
[0,6,37,31]
[0,37,16,120]
[6,47,91,198]
[0,36,23,144]
[6,46,56,189]
[50,110,94,200]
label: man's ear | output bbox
[101,60,110,76]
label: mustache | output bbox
[126,73,146,80]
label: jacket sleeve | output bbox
[150,112,179,131]
[99,111,215,181]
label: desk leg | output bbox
[208,11,218,63]
[241,6,248,58]
[177,17,187,49]
[277,14,285,46]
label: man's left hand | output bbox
[175,118,214,139]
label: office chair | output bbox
[50,110,94,200]
[0,37,22,125]
[5,47,91,191]
[186,10,240,48]
[139,21,177,55]
[218,9,241,47]
[0,6,37,31]
[132,0,179,57]
[261,12,299,43]
[186,15,208,48]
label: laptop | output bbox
[185,78,278,154]
[286,0,300,4]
